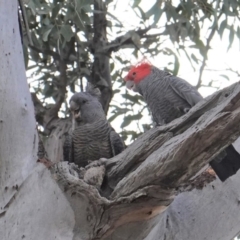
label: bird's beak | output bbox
[70,101,81,119]
[126,80,137,92]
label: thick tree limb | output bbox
[47,81,240,238]
[103,172,240,240]
[51,162,175,239]
[30,77,240,239]
[107,81,240,193]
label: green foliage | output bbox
[21,0,240,142]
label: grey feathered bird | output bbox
[63,89,125,168]
[124,61,240,181]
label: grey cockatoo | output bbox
[124,61,240,181]
[63,86,125,168]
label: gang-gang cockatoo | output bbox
[124,61,240,181]
[64,86,125,168]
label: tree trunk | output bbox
[0,2,74,240]
[1,2,240,240]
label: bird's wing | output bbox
[63,131,74,162]
[109,127,125,156]
[168,75,203,107]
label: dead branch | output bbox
[47,81,240,239]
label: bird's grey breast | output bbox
[72,120,113,167]
[140,75,190,124]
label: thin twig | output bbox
[196,1,222,88]
[75,33,84,92]
[30,46,67,129]
[29,45,61,61]
[18,0,33,45]
[106,27,151,54]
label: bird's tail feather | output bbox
[210,145,240,182]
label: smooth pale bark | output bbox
[0,2,75,240]
[0,1,36,213]
[1,2,240,240]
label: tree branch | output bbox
[108,82,240,196]
[30,45,67,131]
[51,162,175,239]
[91,0,112,114]
[105,27,151,54]
[31,92,46,126]
[91,4,152,114]
[45,81,240,239]
[196,3,223,88]
[29,45,61,61]
[18,0,33,45]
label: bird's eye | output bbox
[132,72,136,76]
[82,100,87,104]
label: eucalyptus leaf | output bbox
[218,19,227,39]
[60,25,74,42]
[227,25,235,51]
[191,53,199,64]
[132,0,141,8]
[42,28,53,42]
[219,74,229,81]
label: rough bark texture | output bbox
[1,2,240,240]
[107,83,240,194]
[48,81,240,239]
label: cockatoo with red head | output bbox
[124,61,240,181]
[125,61,202,125]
